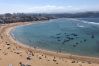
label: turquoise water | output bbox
[11,18,99,57]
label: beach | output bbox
[0,22,99,66]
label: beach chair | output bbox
[8,64,12,66]
[20,64,25,66]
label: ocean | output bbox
[11,18,99,57]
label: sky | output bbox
[0,0,99,14]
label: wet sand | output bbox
[0,22,99,66]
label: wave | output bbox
[73,18,99,26]
[86,22,99,25]
[77,24,85,28]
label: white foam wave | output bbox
[77,24,85,28]
[87,22,99,25]
[70,18,82,22]
[74,19,99,26]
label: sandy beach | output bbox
[0,22,99,66]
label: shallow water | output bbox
[11,18,99,57]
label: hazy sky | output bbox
[0,0,99,14]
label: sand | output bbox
[0,22,99,66]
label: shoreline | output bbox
[6,22,99,62]
[0,22,99,66]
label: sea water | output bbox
[11,18,99,57]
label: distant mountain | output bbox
[40,11,99,18]
[0,11,99,24]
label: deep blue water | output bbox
[11,18,99,57]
